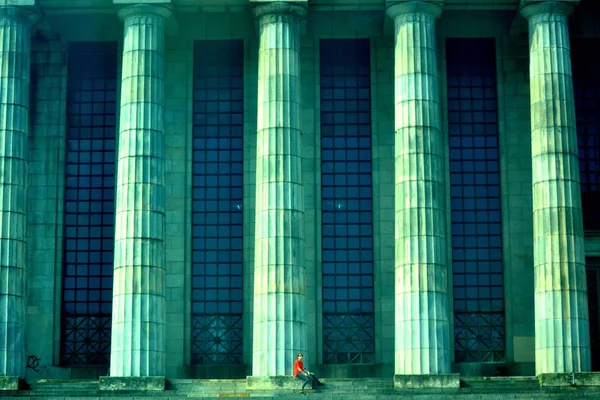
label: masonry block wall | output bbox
[372,34,396,374]
[164,34,188,379]
[498,33,536,375]
[28,39,68,378]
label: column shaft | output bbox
[111,4,170,377]
[522,2,591,374]
[0,7,34,378]
[252,2,307,376]
[388,2,450,374]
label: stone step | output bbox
[170,379,247,393]
[172,378,394,394]
[3,378,599,399]
[3,389,600,399]
[460,376,540,390]
[3,391,600,400]
[28,379,99,387]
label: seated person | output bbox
[293,353,324,391]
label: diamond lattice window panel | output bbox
[322,314,374,364]
[62,315,111,365]
[587,259,600,371]
[191,315,243,365]
[454,312,505,363]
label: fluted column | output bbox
[252,1,307,376]
[387,1,450,375]
[0,5,37,379]
[110,3,171,377]
[521,0,591,375]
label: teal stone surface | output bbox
[387,0,451,375]
[521,0,591,375]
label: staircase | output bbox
[1,378,599,399]
[460,376,541,390]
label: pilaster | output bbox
[252,1,307,377]
[0,3,38,379]
[386,0,451,375]
[520,0,591,375]
[28,38,68,376]
[110,2,171,377]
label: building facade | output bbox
[1,0,600,381]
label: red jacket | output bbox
[293,360,304,377]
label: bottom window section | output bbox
[454,312,505,363]
[191,315,243,365]
[587,259,600,371]
[62,315,111,365]
[322,314,375,364]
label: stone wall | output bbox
[497,32,536,375]
[163,34,189,379]
[27,39,70,380]
[300,35,319,369]
[371,34,396,374]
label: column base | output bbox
[99,376,165,391]
[246,376,303,390]
[0,376,21,391]
[393,374,460,389]
[538,372,600,387]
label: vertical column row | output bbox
[110,4,171,377]
[0,6,37,378]
[521,1,591,374]
[386,1,451,375]
[252,2,307,376]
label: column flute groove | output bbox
[387,1,450,375]
[0,5,37,378]
[252,1,307,377]
[111,3,171,377]
[521,0,591,375]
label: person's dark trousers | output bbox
[310,374,323,387]
[297,372,323,390]
[297,372,314,390]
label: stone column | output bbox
[0,4,37,380]
[387,1,451,375]
[521,0,591,375]
[252,1,307,376]
[110,3,171,377]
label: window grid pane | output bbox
[191,40,244,365]
[61,42,117,366]
[572,39,600,230]
[320,39,375,365]
[446,38,505,363]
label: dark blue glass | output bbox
[572,39,600,230]
[61,42,117,366]
[191,40,243,365]
[446,38,505,363]
[320,39,375,365]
